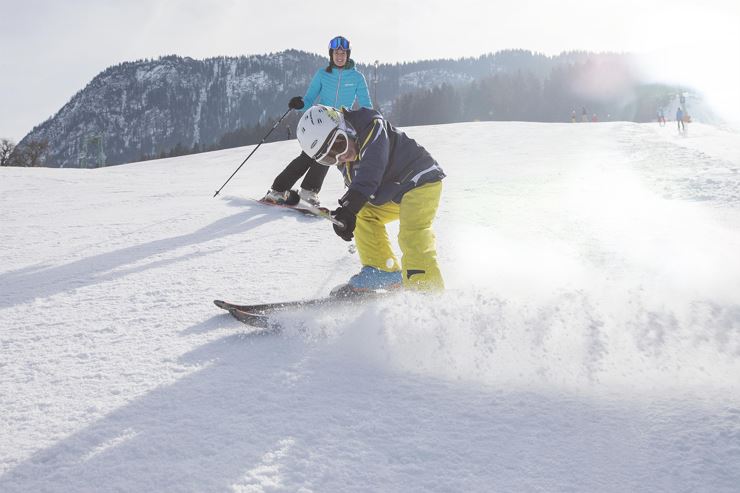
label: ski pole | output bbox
[213,108,293,198]
[298,202,345,227]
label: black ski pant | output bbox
[271,152,329,193]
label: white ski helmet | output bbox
[296,105,355,165]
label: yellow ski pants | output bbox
[354,181,444,291]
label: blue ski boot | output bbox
[349,266,402,290]
[330,266,403,297]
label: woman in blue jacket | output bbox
[263,35,372,206]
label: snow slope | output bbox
[1,121,740,492]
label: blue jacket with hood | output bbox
[303,60,372,110]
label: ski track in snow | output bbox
[1,122,740,492]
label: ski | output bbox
[214,286,383,314]
[251,198,344,227]
[214,285,392,328]
[226,308,273,329]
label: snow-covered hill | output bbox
[21,49,558,168]
[2,121,739,492]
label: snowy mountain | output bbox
[17,50,666,169]
[17,51,325,168]
[19,50,517,168]
[2,121,739,492]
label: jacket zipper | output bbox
[334,68,343,107]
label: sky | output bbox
[1,0,739,141]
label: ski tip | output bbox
[229,308,274,329]
[214,299,228,309]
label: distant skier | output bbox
[657,109,666,126]
[296,105,446,292]
[591,113,598,123]
[262,35,372,207]
[571,110,577,123]
[676,107,685,134]
[581,107,588,122]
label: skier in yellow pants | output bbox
[295,104,445,292]
[354,181,444,290]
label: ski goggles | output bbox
[315,128,352,166]
[329,36,350,51]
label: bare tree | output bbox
[0,139,15,166]
[19,139,50,167]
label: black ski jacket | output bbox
[339,108,445,205]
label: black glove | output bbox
[288,96,305,110]
[331,189,367,241]
[332,207,356,241]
